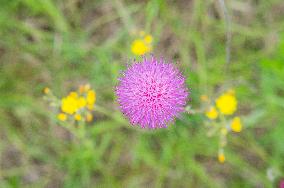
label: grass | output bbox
[0,0,284,187]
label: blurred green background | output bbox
[1,0,284,187]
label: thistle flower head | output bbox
[280,180,284,188]
[116,56,189,129]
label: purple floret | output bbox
[116,56,189,129]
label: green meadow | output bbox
[0,0,284,187]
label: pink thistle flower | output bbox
[116,56,189,129]
[280,180,284,188]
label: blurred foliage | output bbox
[0,0,284,187]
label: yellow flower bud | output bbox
[231,117,242,132]
[79,85,85,94]
[69,92,78,99]
[144,34,153,44]
[139,30,145,37]
[84,84,91,92]
[218,153,225,163]
[57,113,67,121]
[43,87,50,94]
[200,94,209,102]
[87,90,96,105]
[86,112,93,122]
[205,106,218,120]
[74,114,82,121]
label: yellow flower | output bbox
[231,117,242,132]
[87,90,96,105]
[144,34,153,44]
[77,97,87,108]
[69,91,78,99]
[43,87,50,94]
[131,31,153,56]
[57,113,67,121]
[61,95,79,114]
[218,153,225,163]
[86,112,93,122]
[216,91,237,115]
[131,39,151,55]
[74,114,82,121]
[206,106,218,120]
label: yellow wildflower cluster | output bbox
[203,90,242,132]
[131,31,153,56]
[201,89,243,163]
[43,84,96,123]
